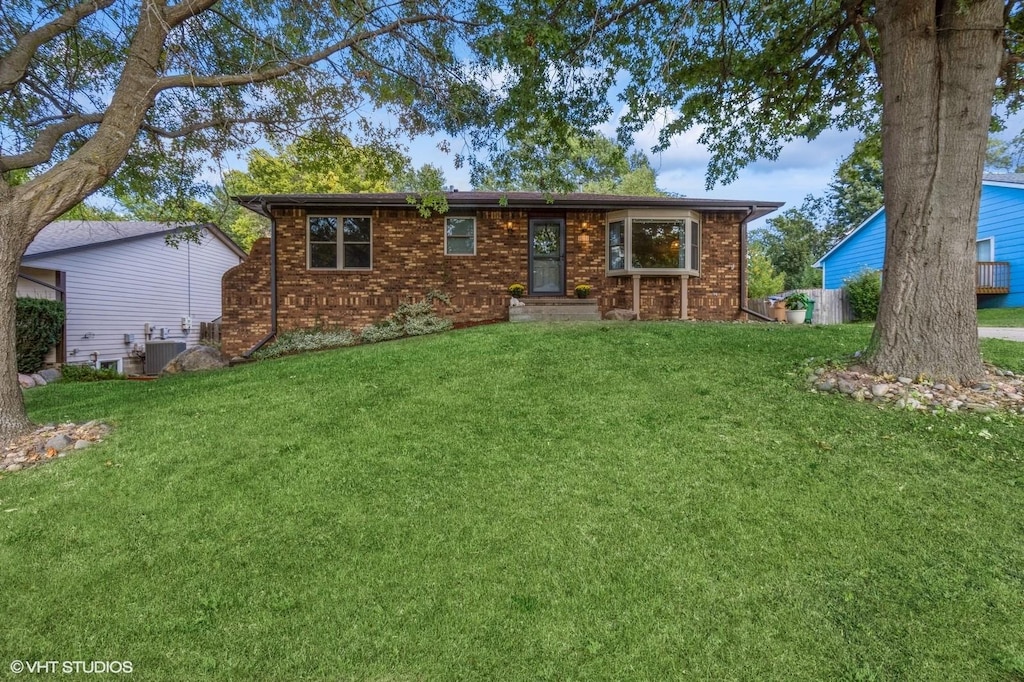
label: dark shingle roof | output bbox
[24,220,247,259]
[25,221,181,256]
[233,191,784,221]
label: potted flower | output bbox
[784,293,811,324]
[508,283,525,298]
[574,284,592,299]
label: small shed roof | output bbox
[233,191,784,222]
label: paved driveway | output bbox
[979,327,1024,342]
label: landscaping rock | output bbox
[807,362,1024,417]
[44,434,73,452]
[1,421,111,474]
[604,308,638,321]
[509,296,526,307]
[38,368,61,383]
[30,373,46,386]
[161,345,228,375]
[17,374,34,388]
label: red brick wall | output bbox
[222,238,272,356]
[221,207,748,356]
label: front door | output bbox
[529,218,565,295]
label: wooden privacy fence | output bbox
[199,320,222,344]
[747,288,852,325]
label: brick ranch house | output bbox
[220,192,783,357]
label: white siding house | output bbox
[17,221,246,374]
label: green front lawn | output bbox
[977,306,1024,326]
[3,323,1023,680]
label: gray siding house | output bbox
[17,221,246,374]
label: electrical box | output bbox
[160,327,171,339]
[181,316,192,330]
[123,333,134,344]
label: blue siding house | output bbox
[815,174,1023,308]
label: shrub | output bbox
[60,363,124,382]
[359,320,405,344]
[404,315,453,336]
[360,292,454,343]
[16,297,65,374]
[844,268,882,321]
[785,292,811,310]
[508,283,525,297]
[252,328,357,360]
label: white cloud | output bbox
[594,103,863,229]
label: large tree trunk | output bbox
[870,0,1004,383]
[0,190,35,439]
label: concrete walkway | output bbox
[979,327,1024,342]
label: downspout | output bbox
[738,205,774,322]
[241,199,278,357]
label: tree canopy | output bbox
[472,130,666,195]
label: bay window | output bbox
[606,211,700,275]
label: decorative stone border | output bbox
[1,421,111,473]
[807,362,1022,415]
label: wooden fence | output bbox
[747,288,852,325]
[199,320,222,344]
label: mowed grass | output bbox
[2,322,1024,680]
[978,306,1024,327]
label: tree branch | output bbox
[0,0,117,93]
[138,114,314,138]
[163,0,220,28]
[153,13,453,92]
[0,114,104,171]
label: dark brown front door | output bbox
[529,218,565,295]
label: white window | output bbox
[976,237,994,262]
[606,210,700,275]
[308,216,372,270]
[96,358,123,374]
[445,217,476,255]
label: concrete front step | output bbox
[509,297,601,322]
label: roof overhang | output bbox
[233,192,784,222]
